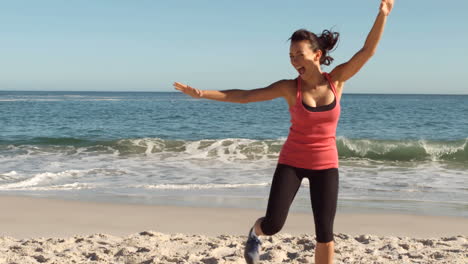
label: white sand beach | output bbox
[0,195,467,263]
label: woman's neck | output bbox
[301,69,325,90]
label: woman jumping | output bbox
[174,1,394,263]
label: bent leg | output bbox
[260,164,303,236]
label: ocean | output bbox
[1,91,467,217]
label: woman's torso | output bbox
[278,72,341,170]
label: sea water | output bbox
[1,91,467,217]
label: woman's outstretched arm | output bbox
[173,80,289,104]
[330,0,394,83]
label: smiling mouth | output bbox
[297,67,306,75]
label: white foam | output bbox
[113,138,284,162]
[0,171,19,182]
[339,137,401,156]
[0,170,83,190]
[2,171,18,176]
[15,182,94,191]
[419,139,467,161]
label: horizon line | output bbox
[1,90,467,96]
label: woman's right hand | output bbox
[173,82,203,98]
[380,0,394,16]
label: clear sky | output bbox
[1,0,467,94]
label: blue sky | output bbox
[1,0,467,94]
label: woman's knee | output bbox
[260,217,285,236]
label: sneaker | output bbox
[244,228,262,264]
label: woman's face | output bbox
[289,40,321,77]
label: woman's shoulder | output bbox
[272,79,297,106]
[327,72,345,90]
[274,79,297,93]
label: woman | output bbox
[174,1,394,263]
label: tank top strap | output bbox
[323,72,338,97]
[295,77,302,102]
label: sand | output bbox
[0,195,467,263]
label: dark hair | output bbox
[289,29,339,66]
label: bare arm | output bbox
[173,80,288,104]
[330,0,394,83]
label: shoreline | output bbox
[0,194,466,239]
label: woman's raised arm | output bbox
[330,0,394,83]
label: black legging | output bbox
[260,163,339,243]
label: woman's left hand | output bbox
[173,82,204,98]
[380,0,394,16]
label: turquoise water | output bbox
[1,91,467,217]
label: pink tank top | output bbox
[278,72,341,170]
